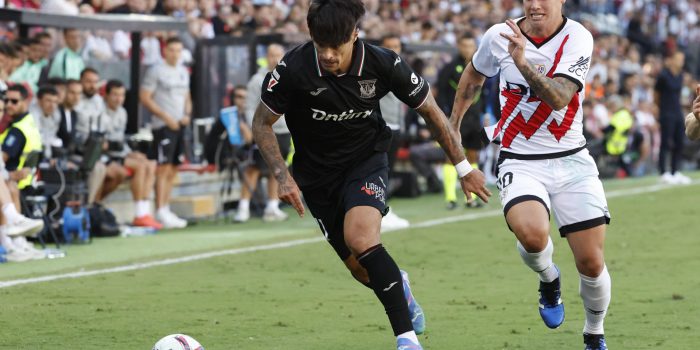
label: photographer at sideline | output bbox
[686,85,700,141]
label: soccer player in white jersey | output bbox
[450,1,611,349]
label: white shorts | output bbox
[497,149,610,236]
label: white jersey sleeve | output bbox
[551,28,593,92]
[471,26,502,78]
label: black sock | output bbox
[357,245,413,336]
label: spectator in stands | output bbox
[41,0,80,15]
[28,85,61,158]
[140,36,190,229]
[108,0,152,14]
[5,42,26,84]
[8,38,46,93]
[687,85,700,141]
[99,80,161,229]
[239,43,289,223]
[378,33,410,230]
[57,79,107,206]
[34,32,53,63]
[211,4,243,36]
[656,51,691,184]
[48,28,86,81]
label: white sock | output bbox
[396,331,419,344]
[135,201,147,218]
[517,237,559,282]
[266,199,279,210]
[238,199,250,211]
[2,203,22,223]
[141,200,152,215]
[157,206,170,217]
[580,265,611,335]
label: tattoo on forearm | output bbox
[519,62,577,109]
[460,84,480,103]
[252,107,287,183]
[417,98,463,164]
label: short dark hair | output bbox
[165,36,183,46]
[307,0,365,48]
[47,77,66,86]
[37,85,59,99]
[105,80,125,94]
[80,67,99,78]
[7,84,29,100]
[459,31,475,42]
[66,79,82,87]
[34,32,52,41]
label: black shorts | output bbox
[149,127,185,165]
[253,133,292,176]
[303,152,389,261]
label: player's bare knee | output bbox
[513,223,550,252]
[576,255,604,277]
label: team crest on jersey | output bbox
[358,79,377,98]
[534,64,546,75]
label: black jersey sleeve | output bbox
[260,60,291,116]
[388,54,431,110]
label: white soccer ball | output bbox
[152,334,204,350]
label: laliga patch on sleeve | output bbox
[5,135,16,147]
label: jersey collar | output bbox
[517,16,568,49]
[314,39,366,77]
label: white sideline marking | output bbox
[0,180,695,289]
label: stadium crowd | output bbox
[0,0,699,263]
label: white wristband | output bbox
[455,159,472,178]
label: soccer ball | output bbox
[152,334,204,350]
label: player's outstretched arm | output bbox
[252,103,305,217]
[416,93,492,202]
[500,19,578,110]
[449,62,486,134]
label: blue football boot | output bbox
[583,333,608,350]
[538,265,565,329]
[396,337,423,350]
[400,270,425,335]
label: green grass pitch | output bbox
[0,174,699,349]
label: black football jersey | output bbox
[261,40,430,188]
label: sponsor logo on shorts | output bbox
[361,181,386,203]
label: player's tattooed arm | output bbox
[252,103,305,216]
[449,62,486,131]
[500,18,578,110]
[416,93,492,202]
[518,64,579,110]
[416,93,467,166]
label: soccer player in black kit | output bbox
[252,1,491,348]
